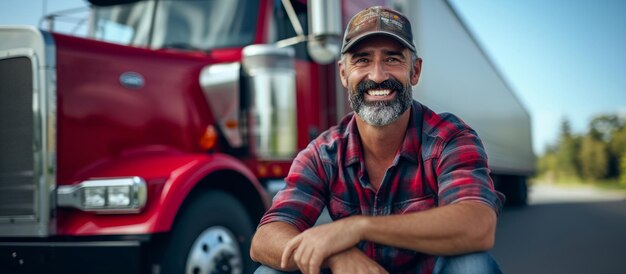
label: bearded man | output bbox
[250,6,504,274]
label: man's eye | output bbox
[355,58,369,64]
[387,57,400,63]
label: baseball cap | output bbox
[341,6,416,54]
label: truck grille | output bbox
[0,56,36,217]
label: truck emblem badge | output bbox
[119,72,145,89]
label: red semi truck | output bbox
[0,0,534,273]
[0,0,347,273]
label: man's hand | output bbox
[280,216,366,274]
[327,247,388,274]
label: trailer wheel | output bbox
[511,176,528,206]
[159,190,256,274]
[501,175,528,207]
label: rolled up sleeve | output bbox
[258,144,329,231]
[435,129,505,215]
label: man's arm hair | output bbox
[250,222,301,271]
[251,221,387,273]
[357,200,497,255]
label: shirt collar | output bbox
[344,114,363,167]
[397,101,422,164]
[343,100,422,167]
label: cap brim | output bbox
[341,31,416,54]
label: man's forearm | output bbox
[250,222,301,271]
[359,201,497,255]
[326,247,388,273]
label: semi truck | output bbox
[0,0,534,273]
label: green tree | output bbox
[537,150,558,182]
[619,153,626,185]
[555,118,581,179]
[589,115,623,142]
[610,126,626,156]
[589,115,625,178]
[578,136,609,180]
[611,123,626,181]
[536,115,626,184]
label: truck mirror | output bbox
[307,0,341,64]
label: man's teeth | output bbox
[367,89,391,96]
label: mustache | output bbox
[355,79,405,94]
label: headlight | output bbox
[57,177,147,214]
[84,186,106,208]
[108,185,131,207]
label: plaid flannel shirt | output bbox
[259,100,504,273]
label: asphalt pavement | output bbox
[492,183,626,274]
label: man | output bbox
[250,6,504,274]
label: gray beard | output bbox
[349,84,413,127]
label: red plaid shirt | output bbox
[259,101,504,273]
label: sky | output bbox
[1,0,625,155]
[448,0,626,154]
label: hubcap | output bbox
[186,226,242,274]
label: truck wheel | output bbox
[159,190,256,274]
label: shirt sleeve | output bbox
[257,143,329,231]
[435,128,505,215]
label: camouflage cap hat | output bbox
[341,6,416,54]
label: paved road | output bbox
[492,184,626,274]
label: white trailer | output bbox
[393,0,536,205]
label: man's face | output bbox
[339,36,422,127]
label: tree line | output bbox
[537,115,626,184]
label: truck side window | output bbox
[270,0,310,60]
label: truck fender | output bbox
[151,153,269,232]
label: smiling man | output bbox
[250,6,504,274]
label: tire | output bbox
[501,175,528,207]
[159,190,256,274]
[512,176,529,206]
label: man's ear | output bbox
[411,58,423,86]
[338,59,348,88]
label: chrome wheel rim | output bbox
[186,226,242,274]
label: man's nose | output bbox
[368,61,389,83]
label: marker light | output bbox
[57,177,147,214]
[199,125,218,151]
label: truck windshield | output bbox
[90,0,259,50]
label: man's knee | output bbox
[433,252,502,274]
